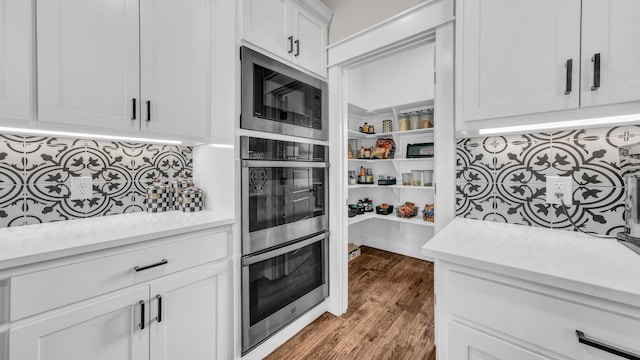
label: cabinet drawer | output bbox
[448,270,640,359]
[10,230,228,321]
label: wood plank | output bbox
[265,246,435,359]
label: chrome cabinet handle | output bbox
[134,259,168,272]
[564,59,573,95]
[288,36,294,53]
[576,330,640,359]
[139,300,145,330]
[591,53,601,91]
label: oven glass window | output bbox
[248,239,325,326]
[248,167,326,232]
[253,64,322,130]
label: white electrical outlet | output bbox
[545,176,572,206]
[70,176,92,200]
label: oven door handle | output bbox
[242,160,328,168]
[242,232,326,266]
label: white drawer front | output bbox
[448,270,640,359]
[10,230,228,321]
[449,322,550,360]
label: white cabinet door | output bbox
[459,0,581,122]
[291,1,327,77]
[0,0,33,122]
[140,0,210,138]
[449,322,552,360]
[581,0,640,108]
[36,0,140,130]
[242,0,290,60]
[150,261,230,360]
[9,286,149,360]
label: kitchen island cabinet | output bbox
[0,211,234,360]
[423,218,640,360]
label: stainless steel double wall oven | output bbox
[240,45,329,354]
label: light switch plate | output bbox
[545,176,572,206]
[70,176,92,200]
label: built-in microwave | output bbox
[240,46,328,140]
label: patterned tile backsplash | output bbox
[0,134,192,228]
[456,125,640,236]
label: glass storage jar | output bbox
[398,113,410,131]
[411,170,422,186]
[423,170,433,187]
[402,173,412,186]
[420,109,434,128]
[409,111,420,130]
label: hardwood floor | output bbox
[265,246,436,360]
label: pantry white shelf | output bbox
[348,212,435,227]
[348,184,434,190]
[348,157,433,163]
[347,128,434,139]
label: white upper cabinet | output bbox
[457,0,640,127]
[37,0,141,131]
[458,0,581,122]
[0,0,34,123]
[290,1,327,77]
[36,0,210,141]
[242,0,289,61]
[581,0,640,108]
[140,0,210,137]
[241,0,331,78]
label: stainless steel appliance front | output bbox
[241,232,329,353]
[241,46,328,140]
[241,136,329,255]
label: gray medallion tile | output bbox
[0,136,26,183]
[0,184,25,227]
[550,137,623,188]
[131,181,148,211]
[24,183,85,222]
[494,184,549,227]
[494,134,552,185]
[456,138,494,183]
[87,181,136,217]
[455,180,495,221]
[23,138,87,185]
[550,186,624,236]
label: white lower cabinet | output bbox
[437,261,640,360]
[150,261,229,360]
[10,286,150,360]
[5,227,232,360]
[449,322,550,360]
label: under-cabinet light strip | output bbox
[0,126,182,145]
[478,113,640,135]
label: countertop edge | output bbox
[422,246,640,309]
[0,216,235,271]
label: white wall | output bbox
[320,0,428,44]
[347,42,435,111]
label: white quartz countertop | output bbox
[0,211,235,271]
[422,218,640,307]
